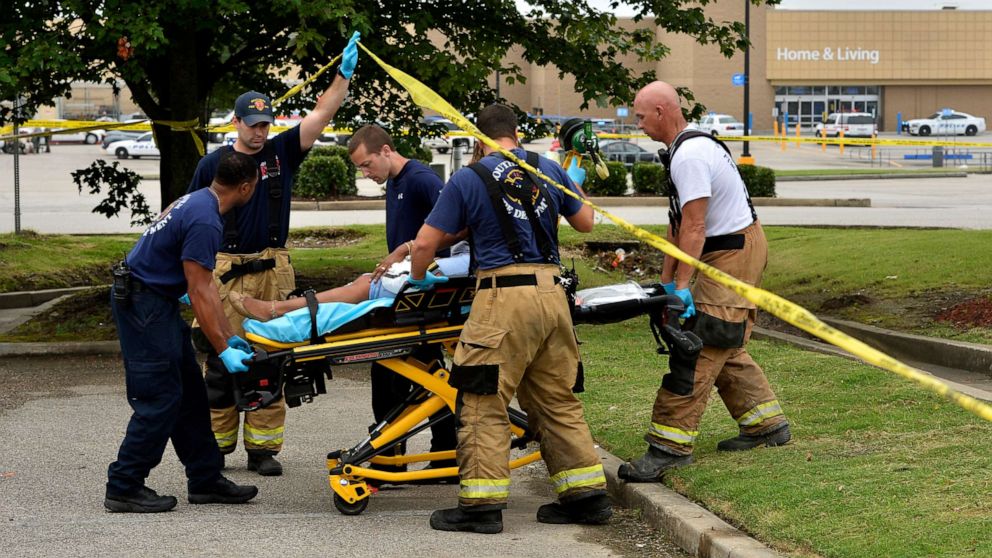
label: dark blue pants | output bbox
[106,291,222,497]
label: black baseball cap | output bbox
[234,91,274,126]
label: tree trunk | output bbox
[156,23,207,209]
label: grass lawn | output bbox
[2,225,991,555]
[578,325,992,557]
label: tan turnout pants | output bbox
[450,263,606,510]
[206,248,295,454]
[649,221,787,454]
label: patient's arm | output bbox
[232,275,373,322]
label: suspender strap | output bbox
[469,162,526,262]
[468,151,558,264]
[662,130,757,233]
[218,258,276,284]
[264,140,283,247]
[220,141,283,252]
[303,289,321,345]
[517,151,558,264]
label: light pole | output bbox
[738,0,755,166]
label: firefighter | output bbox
[186,32,360,476]
[408,104,612,534]
[618,81,790,483]
[105,151,260,512]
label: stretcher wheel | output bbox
[333,493,370,516]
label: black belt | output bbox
[702,233,745,254]
[477,274,561,290]
[130,278,153,293]
[219,258,276,284]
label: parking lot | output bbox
[4,134,992,234]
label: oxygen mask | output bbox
[558,118,610,180]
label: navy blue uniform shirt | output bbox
[127,189,223,299]
[187,125,305,253]
[425,148,584,270]
[386,159,444,252]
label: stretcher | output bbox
[239,278,695,515]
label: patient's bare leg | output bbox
[235,275,373,322]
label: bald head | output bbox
[633,80,687,145]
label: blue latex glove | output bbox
[407,273,449,290]
[566,158,586,187]
[219,346,254,374]
[674,288,696,319]
[226,335,251,353]
[339,31,360,79]
[178,293,191,305]
[661,282,676,295]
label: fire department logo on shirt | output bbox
[490,161,549,221]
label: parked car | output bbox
[814,112,876,138]
[106,132,160,159]
[101,130,145,149]
[903,110,986,137]
[421,119,475,154]
[697,114,745,137]
[47,119,105,144]
[599,140,659,167]
[207,110,234,143]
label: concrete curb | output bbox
[776,171,967,182]
[0,286,96,309]
[0,340,120,358]
[292,197,870,211]
[821,317,992,377]
[599,449,783,558]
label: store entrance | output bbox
[774,86,881,130]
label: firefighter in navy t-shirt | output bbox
[347,124,462,476]
[406,104,612,534]
[105,151,261,513]
[186,32,359,476]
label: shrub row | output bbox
[571,160,774,198]
[294,145,358,199]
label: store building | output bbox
[501,4,992,133]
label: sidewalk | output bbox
[0,288,783,558]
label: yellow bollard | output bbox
[871,132,877,162]
[821,128,826,151]
[795,123,801,148]
[839,129,845,156]
[779,121,786,151]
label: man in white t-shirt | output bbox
[618,81,791,483]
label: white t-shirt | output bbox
[670,135,754,237]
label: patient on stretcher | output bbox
[230,245,470,322]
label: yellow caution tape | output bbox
[272,54,342,107]
[358,42,992,423]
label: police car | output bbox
[903,110,986,137]
[106,132,160,159]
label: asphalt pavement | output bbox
[4,137,992,233]
[0,356,690,558]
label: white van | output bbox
[815,113,876,138]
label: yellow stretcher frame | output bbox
[244,300,542,516]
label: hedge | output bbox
[582,161,629,196]
[627,162,776,198]
[738,164,776,197]
[295,146,357,198]
[632,163,668,195]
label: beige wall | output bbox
[767,11,992,84]
[884,85,992,127]
[499,8,777,131]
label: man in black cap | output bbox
[187,31,360,477]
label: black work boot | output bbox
[247,450,283,476]
[537,493,613,525]
[104,486,177,513]
[617,445,693,483]
[429,506,504,534]
[188,477,258,505]
[717,423,791,452]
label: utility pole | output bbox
[738,0,755,166]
